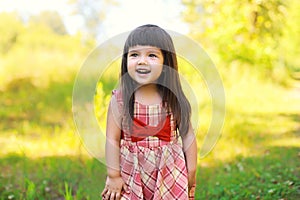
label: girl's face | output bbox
[127,45,164,86]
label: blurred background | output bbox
[0,0,299,199]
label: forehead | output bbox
[128,45,162,53]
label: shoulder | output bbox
[109,89,123,120]
[112,89,123,103]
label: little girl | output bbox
[101,24,197,200]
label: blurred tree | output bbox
[0,11,91,88]
[181,0,288,79]
[280,0,300,76]
[29,11,67,35]
[68,0,119,39]
[0,12,23,54]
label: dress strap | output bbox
[112,89,123,103]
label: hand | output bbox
[101,176,129,200]
[188,171,196,199]
[188,184,196,199]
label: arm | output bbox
[105,95,122,177]
[182,123,197,197]
[101,95,128,200]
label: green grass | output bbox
[0,154,106,199]
[196,146,299,199]
[0,61,299,199]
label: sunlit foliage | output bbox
[181,0,299,83]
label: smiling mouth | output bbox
[136,69,151,74]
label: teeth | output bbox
[136,69,150,74]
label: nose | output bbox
[138,56,147,65]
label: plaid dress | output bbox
[112,90,190,200]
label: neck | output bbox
[135,84,161,105]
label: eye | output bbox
[129,53,138,57]
[149,54,158,58]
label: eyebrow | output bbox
[128,47,161,54]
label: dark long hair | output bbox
[120,24,191,136]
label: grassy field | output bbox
[195,78,300,199]
[0,62,299,200]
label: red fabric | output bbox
[131,115,171,142]
[111,89,190,199]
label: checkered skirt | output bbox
[112,90,190,199]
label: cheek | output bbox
[127,60,133,69]
[153,63,163,73]
[156,67,163,77]
[127,61,135,77]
